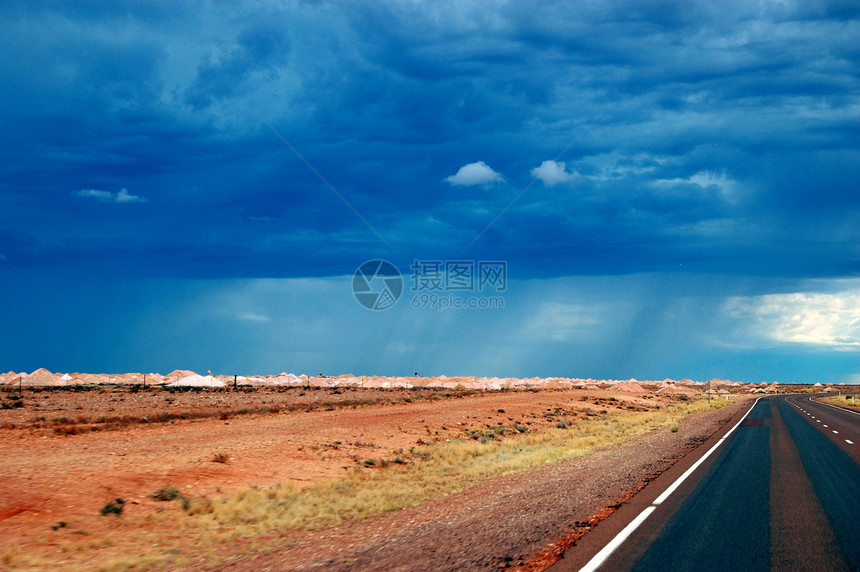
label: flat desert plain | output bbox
[0,383,749,570]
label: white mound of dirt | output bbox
[265,374,303,386]
[164,369,197,382]
[656,385,698,397]
[168,375,226,387]
[22,368,63,386]
[609,381,647,393]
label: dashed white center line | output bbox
[824,424,829,428]
[846,440,854,445]
[816,420,821,423]
[833,430,839,434]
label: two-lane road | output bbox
[554,394,860,571]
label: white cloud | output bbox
[444,161,504,187]
[238,312,271,322]
[74,189,113,201]
[115,188,147,203]
[725,289,860,349]
[652,171,739,202]
[530,160,578,186]
[73,188,147,204]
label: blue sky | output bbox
[1,1,859,382]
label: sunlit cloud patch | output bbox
[726,287,860,349]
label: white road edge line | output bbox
[577,506,657,572]
[578,397,762,572]
[810,396,860,417]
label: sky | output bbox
[1,0,859,382]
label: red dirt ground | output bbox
[0,386,724,569]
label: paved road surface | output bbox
[553,394,860,571]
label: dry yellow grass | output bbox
[824,395,858,407]
[185,397,731,534]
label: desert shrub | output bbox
[69,384,100,392]
[671,424,680,432]
[151,486,183,502]
[212,452,230,464]
[556,421,567,429]
[183,496,214,515]
[100,498,125,516]
[53,425,80,436]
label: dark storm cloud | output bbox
[0,0,858,279]
[185,23,291,110]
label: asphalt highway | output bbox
[553,394,860,572]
